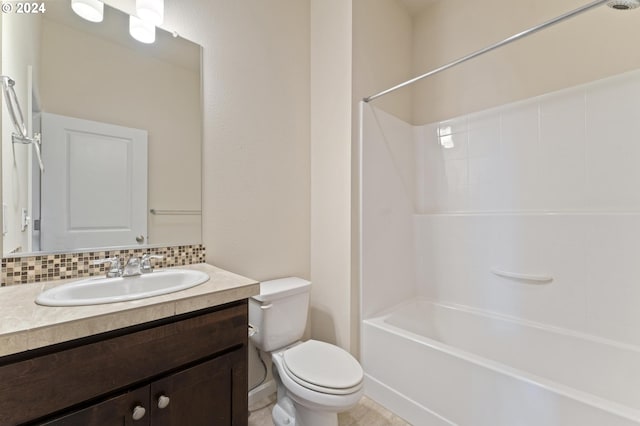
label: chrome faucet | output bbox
[124,254,164,276]
[93,257,122,278]
[122,256,142,277]
[141,254,164,273]
[93,254,164,278]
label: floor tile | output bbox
[248,396,411,426]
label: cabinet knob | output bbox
[157,394,170,409]
[132,405,146,421]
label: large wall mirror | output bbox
[1,0,202,257]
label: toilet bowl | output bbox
[249,278,364,426]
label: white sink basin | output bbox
[35,269,210,307]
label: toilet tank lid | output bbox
[251,277,311,303]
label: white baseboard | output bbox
[248,379,277,408]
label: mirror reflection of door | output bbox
[40,113,147,252]
[1,0,202,256]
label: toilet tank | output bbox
[249,277,311,352]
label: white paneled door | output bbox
[40,113,148,251]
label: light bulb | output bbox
[71,0,104,23]
[136,0,164,25]
[129,15,156,44]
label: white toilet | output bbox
[249,277,364,426]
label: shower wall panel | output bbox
[415,69,640,347]
[361,104,416,319]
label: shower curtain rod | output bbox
[363,0,609,103]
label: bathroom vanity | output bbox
[0,264,258,426]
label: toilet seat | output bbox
[282,340,363,395]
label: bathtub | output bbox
[361,298,640,426]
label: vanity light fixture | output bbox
[70,0,161,44]
[129,15,156,44]
[71,0,104,22]
[136,0,164,25]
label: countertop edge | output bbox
[0,263,259,357]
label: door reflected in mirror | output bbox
[1,0,202,256]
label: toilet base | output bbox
[294,403,339,426]
[272,400,295,426]
[272,398,339,426]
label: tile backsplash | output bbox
[1,244,205,286]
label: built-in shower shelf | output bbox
[491,269,553,283]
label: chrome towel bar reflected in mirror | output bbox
[150,209,202,215]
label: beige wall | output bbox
[40,16,201,247]
[310,0,353,350]
[165,0,410,355]
[353,0,413,123]
[162,0,310,282]
[412,0,640,124]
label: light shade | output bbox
[129,15,155,44]
[136,0,164,25]
[71,0,104,22]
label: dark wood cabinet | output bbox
[150,352,237,426]
[0,301,248,426]
[40,386,150,426]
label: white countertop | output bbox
[0,263,259,357]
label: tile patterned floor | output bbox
[248,395,411,426]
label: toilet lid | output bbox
[283,340,363,392]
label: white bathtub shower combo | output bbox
[363,299,640,425]
[360,20,640,425]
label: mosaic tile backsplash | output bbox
[1,244,205,286]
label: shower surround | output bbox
[360,69,640,425]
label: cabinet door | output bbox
[39,386,150,426]
[150,351,246,426]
